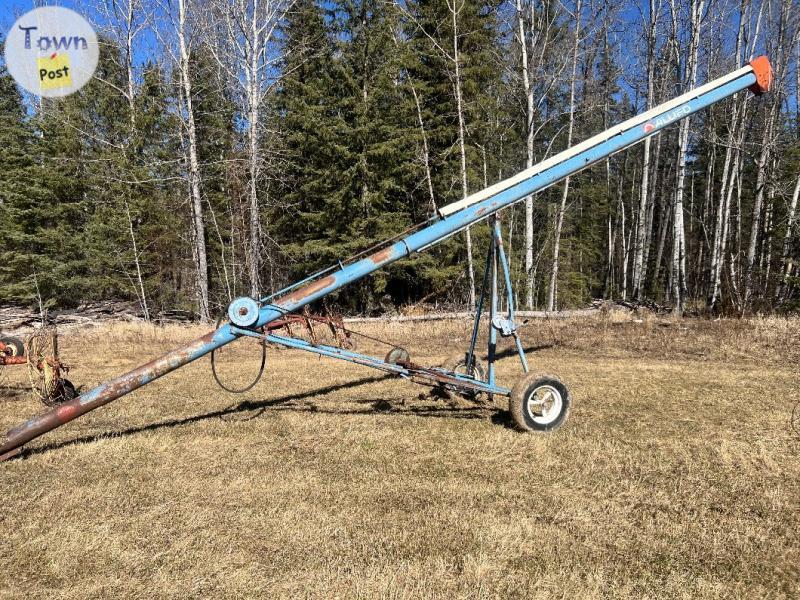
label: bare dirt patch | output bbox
[1,316,799,598]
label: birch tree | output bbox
[449,0,476,308]
[397,0,493,308]
[93,0,152,320]
[707,0,757,311]
[631,0,661,300]
[668,0,704,314]
[547,0,582,312]
[178,0,210,320]
[743,0,796,311]
[777,173,800,301]
[152,0,212,320]
[206,0,295,298]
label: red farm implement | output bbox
[1,329,77,407]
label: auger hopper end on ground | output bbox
[0,57,773,462]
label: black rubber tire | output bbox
[509,372,570,432]
[61,379,78,402]
[1,337,25,357]
[44,379,78,406]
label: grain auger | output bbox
[0,57,773,462]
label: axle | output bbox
[0,57,772,460]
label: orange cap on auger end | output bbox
[749,56,772,95]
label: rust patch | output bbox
[0,328,228,458]
[57,404,78,421]
[279,275,336,305]
[0,356,27,366]
[369,246,395,265]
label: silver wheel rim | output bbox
[454,361,483,381]
[525,384,563,425]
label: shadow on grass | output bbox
[468,344,555,363]
[0,385,33,401]
[14,374,512,460]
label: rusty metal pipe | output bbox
[0,326,236,459]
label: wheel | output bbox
[449,355,487,382]
[1,337,25,357]
[59,379,78,402]
[385,347,411,366]
[509,372,570,432]
[444,355,487,402]
[42,378,78,406]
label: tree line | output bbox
[0,0,798,320]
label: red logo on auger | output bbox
[643,122,655,133]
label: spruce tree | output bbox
[0,45,51,304]
[272,0,350,293]
[402,0,504,306]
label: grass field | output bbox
[1,314,799,598]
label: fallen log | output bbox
[343,308,601,324]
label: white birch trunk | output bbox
[547,0,582,312]
[516,0,536,308]
[777,173,800,300]
[670,0,704,314]
[632,0,659,300]
[124,0,149,320]
[744,109,776,310]
[449,0,475,309]
[246,2,263,299]
[410,84,437,213]
[743,0,791,311]
[178,0,210,321]
[708,0,753,310]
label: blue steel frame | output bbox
[463,216,529,389]
[0,66,763,459]
[229,327,511,396]
[236,215,527,399]
[245,72,760,330]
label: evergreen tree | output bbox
[332,0,423,308]
[0,44,52,304]
[272,1,362,305]
[190,44,238,309]
[403,0,504,305]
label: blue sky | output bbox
[3,1,793,115]
[3,0,86,28]
[3,0,162,74]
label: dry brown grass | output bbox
[1,315,799,599]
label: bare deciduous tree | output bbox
[205,0,296,298]
[547,0,583,312]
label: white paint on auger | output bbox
[438,64,753,217]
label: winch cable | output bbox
[211,302,411,394]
